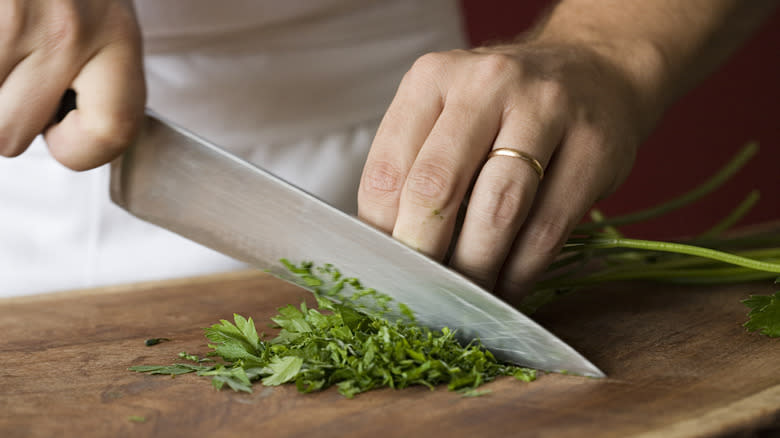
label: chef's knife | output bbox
[109,113,605,377]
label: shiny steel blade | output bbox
[110,113,604,377]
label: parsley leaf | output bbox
[200,366,253,393]
[742,290,780,337]
[128,363,211,375]
[271,305,312,333]
[233,314,260,350]
[261,356,304,386]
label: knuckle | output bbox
[103,2,142,42]
[84,116,138,153]
[471,178,527,230]
[537,79,569,112]
[405,160,457,207]
[402,52,450,85]
[42,2,83,50]
[473,53,520,84]
[359,159,405,203]
[523,216,572,259]
[0,149,21,158]
[411,52,448,74]
[0,144,18,158]
[38,2,140,53]
[455,261,496,289]
[0,134,31,158]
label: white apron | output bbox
[0,0,466,297]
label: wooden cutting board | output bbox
[1,270,778,438]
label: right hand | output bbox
[0,0,145,170]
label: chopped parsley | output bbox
[144,338,170,346]
[130,261,536,398]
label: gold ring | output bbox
[487,148,544,180]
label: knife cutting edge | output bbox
[109,112,605,378]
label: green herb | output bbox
[513,368,538,382]
[129,363,211,375]
[573,142,759,233]
[131,263,536,398]
[144,338,170,346]
[261,356,303,386]
[527,143,780,335]
[742,289,780,337]
[178,351,213,363]
[128,415,147,423]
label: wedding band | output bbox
[487,148,545,180]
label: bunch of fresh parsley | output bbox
[522,143,780,336]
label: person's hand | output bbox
[0,1,145,170]
[358,41,661,302]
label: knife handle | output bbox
[52,89,78,125]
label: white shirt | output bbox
[0,1,466,296]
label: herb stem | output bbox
[574,142,758,232]
[697,190,760,239]
[537,264,778,289]
[684,232,780,251]
[588,209,623,237]
[565,237,780,273]
[600,248,780,274]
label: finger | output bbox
[391,98,501,260]
[0,49,73,157]
[0,3,34,81]
[449,109,563,289]
[358,56,446,232]
[45,39,145,171]
[496,128,615,302]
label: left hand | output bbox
[357,42,656,302]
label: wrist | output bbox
[529,29,672,133]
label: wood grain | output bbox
[1,271,778,438]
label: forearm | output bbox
[529,0,778,118]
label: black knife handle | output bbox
[53,89,77,124]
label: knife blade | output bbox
[109,113,605,377]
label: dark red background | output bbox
[462,1,779,239]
